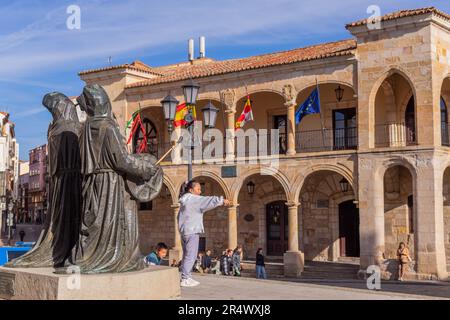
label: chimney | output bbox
[188,38,194,62]
[199,36,206,58]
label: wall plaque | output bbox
[221,166,237,178]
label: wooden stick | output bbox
[155,137,183,165]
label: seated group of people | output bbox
[194,246,243,276]
[144,243,267,280]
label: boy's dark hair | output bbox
[156,242,168,251]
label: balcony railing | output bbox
[375,123,416,147]
[296,127,357,153]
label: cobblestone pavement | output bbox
[181,274,449,300]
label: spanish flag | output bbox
[235,96,254,130]
[174,103,197,128]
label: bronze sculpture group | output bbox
[5,84,163,274]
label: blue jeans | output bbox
[256,265,267,279]
[181,233,200,280]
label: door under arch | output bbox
[266,201,288,256]
[338,200,360,257]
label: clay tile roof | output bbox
[79,60,162,76]
[346,6,450,28]
[125,39,356,89]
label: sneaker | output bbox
[180,278,200,287]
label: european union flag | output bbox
[295,88,321,125]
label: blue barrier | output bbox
[0,247,32,266]
[15,242,35,247]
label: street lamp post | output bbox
[7,201,13,245]
[161,80,219,183]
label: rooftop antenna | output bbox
[188,39,195,62]
[199,36,206,58]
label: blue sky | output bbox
[1,0,449,160]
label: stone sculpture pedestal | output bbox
[0,266,180,300]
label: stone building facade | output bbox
[28,145,47,225]
[79,7,450,280]
[0,112,19,239]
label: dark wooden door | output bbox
[266,201,288,256]
[339,200,360,257]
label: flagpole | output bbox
[316,78,326,150]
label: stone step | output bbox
[301,261,360,280]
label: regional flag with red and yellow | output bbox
[235,96,254,130]
[174,103,197,128]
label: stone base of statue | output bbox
[0,266,180,300]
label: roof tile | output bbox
[346,6,450,28]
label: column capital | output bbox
[284,100,297,108]
[285,201,300,208]
[224,109,236,114]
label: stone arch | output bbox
[292,163,354,202]
[370,68,418,147]
[235,89,285,103]
[295,80,356,98]
[231,166,291,204]
[442,166,450,270]
[376,157,417,182]
[191,170,232,200]
[399,88,414,117]
[163,175,178,205]
[381,161,416,265]
[296,168,358,261]
[369,67,417,112]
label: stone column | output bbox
[285,101,297,156]
[225,110,236,161]
[169,204,183,263]
[228,206,238,249]
[358,157,385,271]
[283,202,304,277]
[287,202,299,251]
[415,156,448,280]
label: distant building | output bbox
[28,145,47,225]
[17,160,30,224]
[0,112,19,237]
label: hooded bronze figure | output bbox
[6,93,82,268]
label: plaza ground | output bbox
[180,274,450,300]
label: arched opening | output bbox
[235,91,286,156]
[237,174,288,258]
[128,106,169,158]
[298,170,357,261]
[374,72,416,147]
[442,167,450,273]
[133,118,158,155]
[296,83,357,152]
[383,165,415,262]
[138,182,175,255]
[192,176,228,256]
